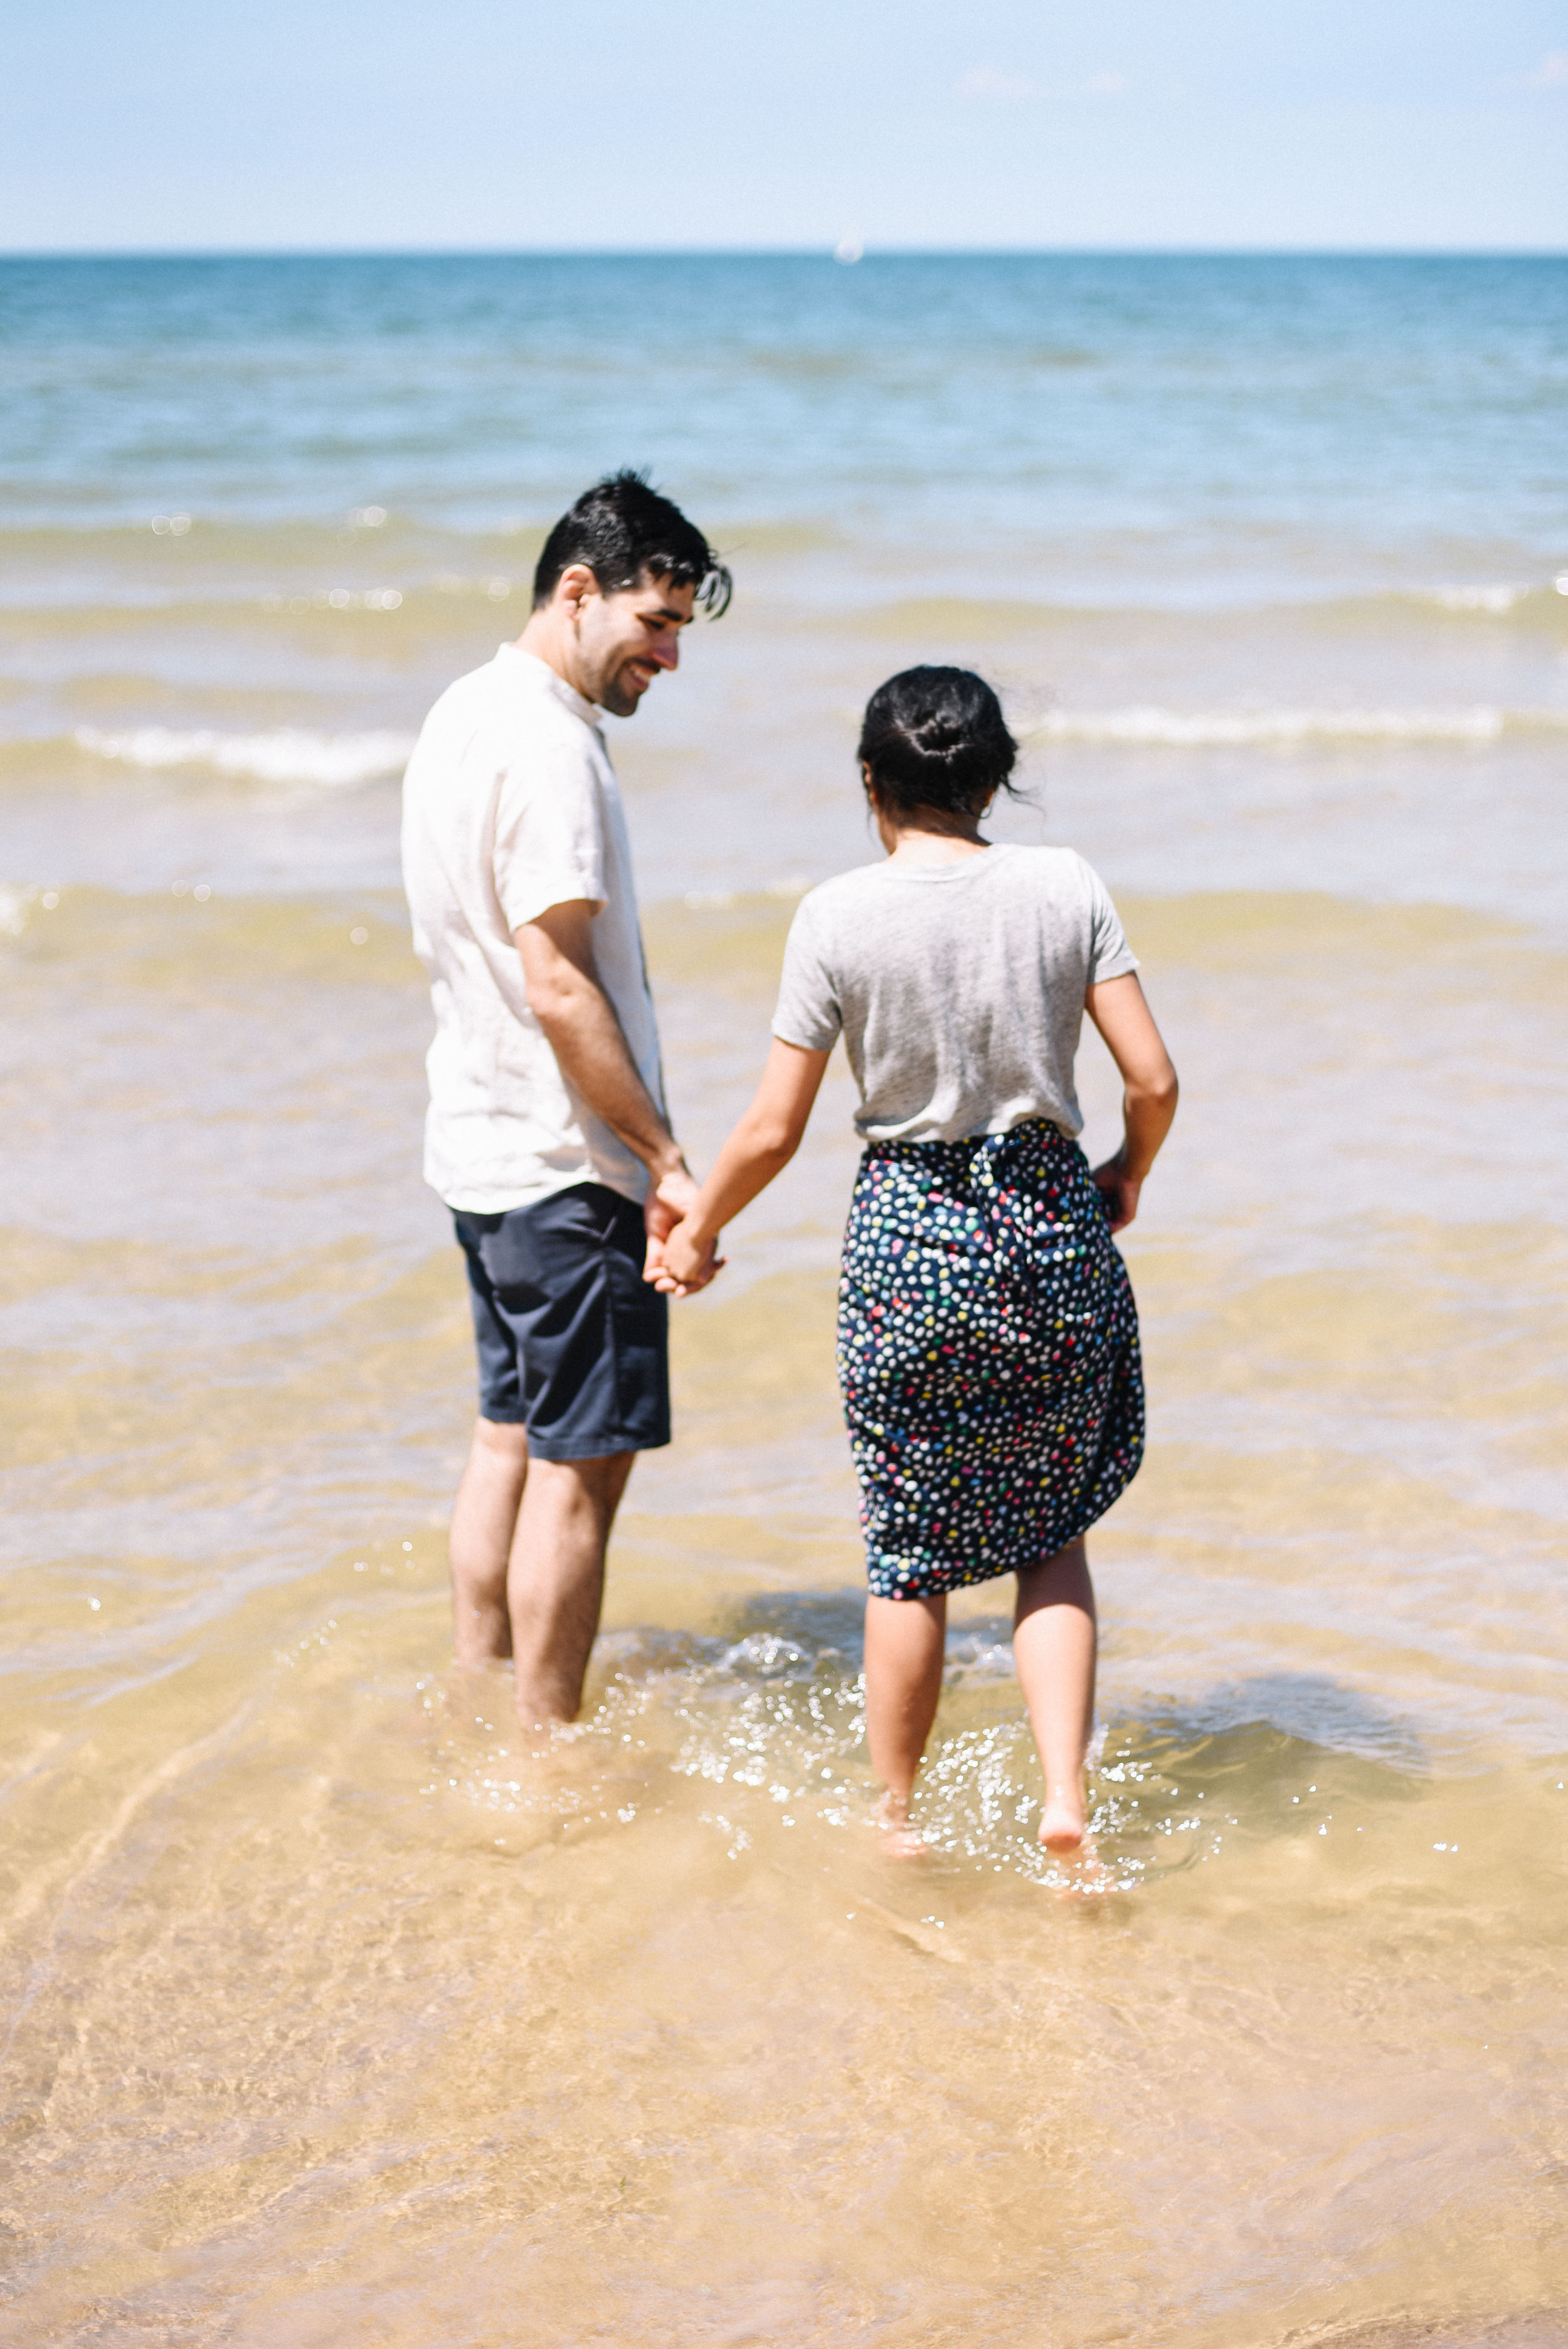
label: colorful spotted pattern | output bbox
[837,1120,1145,1600]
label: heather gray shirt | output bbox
[771,844,1138,1144]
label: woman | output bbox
[654,668,1178,1855]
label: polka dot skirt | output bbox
[838,1120,1145,1601]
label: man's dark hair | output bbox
[857,666,1019,815]
[532,470,732,617]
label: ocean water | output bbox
[1,253,1567,2347]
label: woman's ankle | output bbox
[1037,1777,1088,1852]
[874,1786,926,1856]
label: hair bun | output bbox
[857,667,1019,817]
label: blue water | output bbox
[3,254,1564,597]
[4,253,1565,928]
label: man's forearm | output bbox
[532,970,682,1178]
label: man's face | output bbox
[574,571,695,718]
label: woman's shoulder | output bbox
[807,858,894,895]
[984,848,1131,958]
[794,847,1108,916]
[983,842,1113,902]
[790,861,896,923]
[989,840,1096,878]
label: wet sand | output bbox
[2,872,1565,2345]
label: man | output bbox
[401,471,730,1730]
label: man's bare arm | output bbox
[516,901,719,1286]
[516,899,680,1177]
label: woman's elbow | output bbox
[746,1114,806,1169]
[1131,1064,1179,1115]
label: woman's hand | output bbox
[651,1213,724,1295]
[1092,1152,1143,1233]
[643,1169,724,1295]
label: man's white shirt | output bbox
[401,644,664,1213]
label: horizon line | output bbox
[2,241,1565,262]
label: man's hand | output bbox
[640,1039,830,1300]
[648,1206,724,1295]
[644,1169,724,1295]
[645,1162,699,1236]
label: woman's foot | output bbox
[1049,1843,1111,1899]
[874,1791,927,1859]
[1037,1781,1088,1853]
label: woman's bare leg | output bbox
[1013,1538,1098,1852]
[864,1592,947,1837]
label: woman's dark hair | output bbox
[857,666,1019,816]
[532,469,732,617]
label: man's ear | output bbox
[554,563,600,618]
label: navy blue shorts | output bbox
[453,1183,670,1461]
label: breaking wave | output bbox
[1029,704,1568,748]
[75,725,415,787]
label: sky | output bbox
[3,0,1565,252]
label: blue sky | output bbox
[4,0,1565,251]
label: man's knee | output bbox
[526,1448,636,1520]
[473,1415,529,1463]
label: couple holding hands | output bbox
[401,472,1177,1855]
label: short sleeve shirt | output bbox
[401,645,664,1211]
[771,844,1136,1143]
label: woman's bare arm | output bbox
[652,1039,832,1291]
[1083,972,1179,1231]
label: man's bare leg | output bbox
[864,1591,947,1846]
[449,1417,529,1664]
[1013,1537,1098,1852]
[509,1450,636,1728]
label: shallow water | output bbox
[2,255,1567,2345]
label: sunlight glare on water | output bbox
[1,254,1566,2346]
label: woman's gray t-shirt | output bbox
[771,844,1137,1144]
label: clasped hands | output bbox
[642,1166,724,1298]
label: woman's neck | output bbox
[874,802,990,866]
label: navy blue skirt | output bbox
[837,1120,1145,1599]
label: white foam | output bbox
[259,588,403,611]
[1029,706,1568,749]
[0,883,36,936]
[75,725,414,787]
[1424,584,1527,614]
